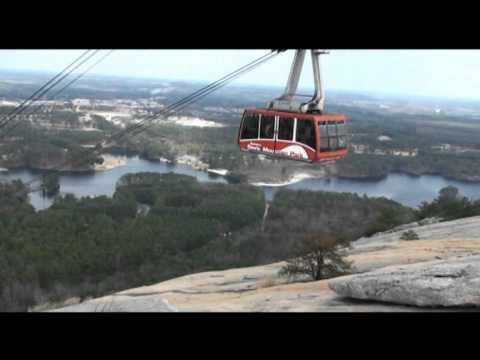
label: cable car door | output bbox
[275,116,316,162]
[256,114,276,155]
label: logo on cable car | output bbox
[279,145,308,160]
[247,143,262,151]
[246,143,275,154]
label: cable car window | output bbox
[319,122,328,137]
[330,136,338,149]
[319,122,329,150]
[260,115,275,139]
[337,121,347,149]
[319,120,347,151]
[296,119,316,149]
[327,123,337,137]
[327,123,338,150]
[278,117,294,141]
[337,122,347,136]
[240,112,259,139]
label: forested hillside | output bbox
[0,173,417,311]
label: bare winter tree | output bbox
[279,233,352,281]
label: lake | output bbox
[0,156,226,210]
[263,174,480,206]
[2,155,480,210]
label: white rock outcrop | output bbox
[329,255,480,307]
[50,294,177,312]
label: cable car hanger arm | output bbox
[268,49,329,114]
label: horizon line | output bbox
[1,67,480,104]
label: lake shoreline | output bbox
[336,170,480,184]
[4,159,480,186]
[5,146,480,184]
[3,155,480,212]
[250,172,317,187]
[94,155,128,171]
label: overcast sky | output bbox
[2,50,480,100]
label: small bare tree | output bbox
[400,230,419,241]
[279,233,352,281]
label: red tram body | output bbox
[238,108,348,163]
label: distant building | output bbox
[392,150,411,157]
[377,135,392,142]
[390,148,418,157]
[79,113,92,123]
[351,144,369,154]
[432,144,451,152]
[0,100,21,107]
[72,99,91,107]
[34,100,58,106]
[373,149,387,156]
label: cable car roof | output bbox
[244,108,346,121]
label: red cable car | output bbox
[238,49,348,163]
[238,109,347,163]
